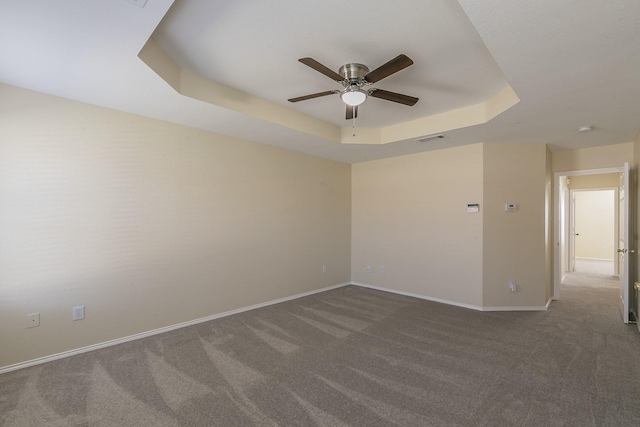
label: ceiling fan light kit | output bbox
[341,89,367,106]
[288,54,419,120]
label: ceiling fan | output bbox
[288,54,419,120]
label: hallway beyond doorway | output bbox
[564,258,618,289]
[574,258,615,276]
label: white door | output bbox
[559,177,569,280]
[618,163,631,323]
[569,191,577,272]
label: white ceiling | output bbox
[1,0,639,164]
[152,0,508,129]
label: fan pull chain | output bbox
[352,116,356,137]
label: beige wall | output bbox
[6,81,632,368]
[482,143,549,308]
[573,190,616,260]
[552,143,633,172]
[351,144,484,307]
[0,85,351,368]
[351,142,550,310]
[568,173,619,189]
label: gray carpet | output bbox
[574,259,615,276]
[2,282,640,426]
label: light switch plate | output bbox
[27,313,40,328]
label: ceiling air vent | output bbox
[124,0,148,7]
[416,134,446,143]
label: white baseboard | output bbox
[0,282,351,375]
[351,282,484,311]
[2,281,551,374]
[482,296,551,312]
[481,305,549,312]
[351,282,549,312]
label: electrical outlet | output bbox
[509,280,517,292]
[27,313,40,328]
[322,265,327,274]
[72,305,85,321]
[380,266,385,273]
[366,265,372,272]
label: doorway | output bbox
[569,188,617,276]
[553,165,633,323]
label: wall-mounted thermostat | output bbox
[505,203,517,212]
[467,203,479,213]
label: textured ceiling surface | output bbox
[152,0,508,128]
[1,0,639,163]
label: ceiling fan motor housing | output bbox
[339,63,370,85]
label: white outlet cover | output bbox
[73,305,85,321]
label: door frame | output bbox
[553,166,625,301]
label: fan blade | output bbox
[288,91,336,102]
[346,105,358,120]
[364,54,413,83]
[369,89,418,106]
[299,58,344,82]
